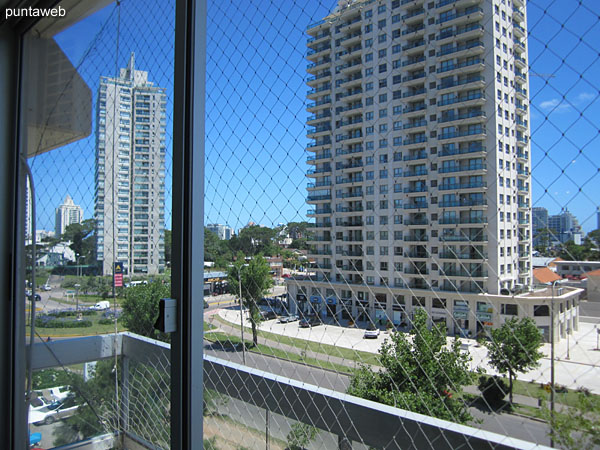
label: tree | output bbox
[347,309,474,423]
[121,281,171,342]
[484,317,543,404]
[227,253,273,346]
[539,391,600,449]
[286,423,318,450]
[230,225,277,256]
[164,229,172,265]
[62,219,96,264]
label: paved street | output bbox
[204,332,551,447]
[217,307,600,395]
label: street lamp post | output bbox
[74,283,81,312]
[550,280,559,448]
[239,271,246,365]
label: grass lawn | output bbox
[204,331,352,374]
[49,295,123,307]
[212,314,380,366]
[30,311,127,337]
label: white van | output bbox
[90,301,110,311]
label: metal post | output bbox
[550,280,557,448]
[121,356,130,435]
[265,409,270,450]
[239,272,246,365]
[566,325,570,360]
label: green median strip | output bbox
[204,331,352,374]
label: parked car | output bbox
[299,316,321,328]
[278,314,298,323]
[42,284,51,291]
[48,385,71,402]
[28,293,41,302]
[29,395,80,425]
[260,310,277,320]
[363,324,380,339]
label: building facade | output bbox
[55,194,83,236]
[206,223,233,240]
[548,209,582,244]
[288,0,534,333]
[95,53,166,275]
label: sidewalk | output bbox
[215,308,600,394]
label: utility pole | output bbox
[239,270,246,365]
[550,280,558,448]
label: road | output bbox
[203,338,552,447]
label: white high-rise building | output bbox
[95,53,166,276]
[288,0,534,336]
[55,194,83,236]
[207,223,234,240]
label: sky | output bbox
[27,0,600,235]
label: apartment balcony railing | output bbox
[403,118,427,128]
[437,41,483,57]
[438,111,485,123]
[438,91,484,106]
[436,7,483,25]
[437,75,484,90]
[403,169,428,177]
[439,199,487,207]
[36,333,529,450]
[438,145,486,157]
[438,163,486,174]
[439,252,488,259]
[437,57,483,73]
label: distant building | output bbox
[548,209,582,244]
[532,206,549,247]
[206,223,233,240]
[55,195,83,236]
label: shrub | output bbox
[35,317,92,328]
[98,318,119,325]
[50,310,96,318]
[478,375,507,407]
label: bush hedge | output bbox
[49,310,96,318]
[35,317,92,328]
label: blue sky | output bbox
[29,0,600,234]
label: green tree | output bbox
[230,225,277,256]
[121,281,171,342]
[164,229,172,265]
[539,391,600,449]
[347,309,474,423]
[227,253,273,346]
[62,219,96,264]
[484,317,543,404]
[286,423,318,450]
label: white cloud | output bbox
[575,92,595,103]
[539,98,571,111]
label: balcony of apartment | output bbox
[336,189,364,200]
[307,221,332,230]
[338,72,363,88]
[407,247,429,259]
[438,142,486,158]
[438,197,487,208]
[513,21,525,38]
[306,110,331,126]
[402,0,425,6]
[403,167,428,178]
[514,68,527,84]
[403,200,428,210]
[307,96,332,113]
[405,265,429,275]
[306,193,332,204]
[307,180,332,189]
[402,70,427,86]
[438,216,487,225]
[337,101,364,116]
[515,116,528,132]
[403,101,427,116]
[336,160,363,172]
[518,200,530,211]
[437,75,485,93]
[514,54,527,70]
[338,44,362,61]
[338,263,365,273]
[401,23,426,38]
[307,83,331,100]
[337,15,362,34]
[516,150,529,162]
[403,149,428,160]
[306,123,332,139]
[402,7,425,23]
[435,23,484,46]
[307,18,330,34]
[339,30,362,47]
[513,6,526,23]
[337,116,363,131]
[437,6,483,27]
[307,247,333,256]
[438,126,486,144]
[405,215,428,226]
[306,137,331,151]
[517,167,530,179]
[339,232,364,242]
[437,40,484,59]
[336,217,364,228]
[402,88,427,101]
[401,55,426,69]
[307,30,331,47]
[438,250,488,260]
[306,151,332,165]
[437,56,484,76]
[517,184,529,194]
[402,39,426,55]
[336,131,363,146]
[307,44,331,62]
[336,87,363,103]
[336,144,364,157]
[336,204,364,216]
[307,70,332,87]
[404,183,428,195]
[336,174,364,186]
[338,58,362,75]
[307,206,332,217]
[404,232,429,242]
[516,134,529,147]
[439,232,487,242]
[438,90,485,109]
[306,165,332,177]
[440,267,488,279]
[307,57,331,74]
[440,280,484,293]
[438,162,486,175]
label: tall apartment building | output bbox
[548,209,581,244]
[207,223,234,240]
[55,194,83,236]
[289,0,533,331]
[95,53,166,276]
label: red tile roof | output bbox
[533,267,562,284]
